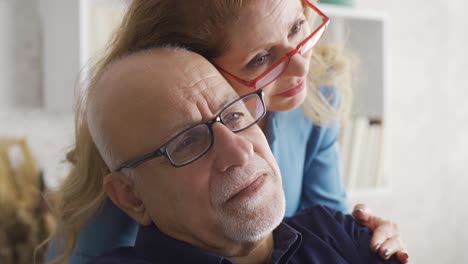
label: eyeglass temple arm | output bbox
[216,66,256,87]
[116,149,164,171]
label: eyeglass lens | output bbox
[165,124,212,165]
[165,93,264,166]
[255,60,289,89]
[299,25,326,55]
[255,22,326,90]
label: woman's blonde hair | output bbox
[48,0,352,262]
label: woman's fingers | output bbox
[396,250,410,264]
[376,236,409,263]
[370,220,399,250]
[352,203,373,225]
[352,203,410,263]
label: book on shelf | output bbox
[345,116,368,190]
[339,119,354,185]
[340,116,384,191]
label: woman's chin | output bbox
[267,89,307,112]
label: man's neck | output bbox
[230,233,274,264]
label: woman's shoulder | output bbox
[269,107,338,139]
[268,107,313,130]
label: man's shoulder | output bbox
[285,205,348,231]
[88,247,156,264]
[285,205,368,251]
[285,205,401,264]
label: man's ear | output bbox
[103,172,152,226]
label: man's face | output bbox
[96,49,285,252]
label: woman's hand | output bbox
[352,204,409,264]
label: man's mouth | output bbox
[225,173,267,204]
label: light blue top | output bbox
[264,107,347,216]
[47,106,347,263]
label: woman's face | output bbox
[212,0,313,112]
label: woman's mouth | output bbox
[279,80,305,97]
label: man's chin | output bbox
[219,188,286,242]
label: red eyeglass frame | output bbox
[216,0,330,90]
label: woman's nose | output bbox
[284,49,309,78]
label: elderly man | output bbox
[87,47,398,264]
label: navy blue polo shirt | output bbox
[89,205,399,264]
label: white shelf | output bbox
[320,4,390,119]
[319,4,390,194]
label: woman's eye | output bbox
[289,20,305,37]
[247,53,271,68]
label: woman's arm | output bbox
[300,122,348,212]
[47,199,138,264]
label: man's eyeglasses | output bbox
[216,0,329,90]
[116,89,266,170]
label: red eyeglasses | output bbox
[216,0,330,90]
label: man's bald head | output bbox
[87,47,231,170]
[88,47,285,256]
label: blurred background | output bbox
[1,0,467,263]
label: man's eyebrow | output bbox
[218,94,241,112]
[158,115,195,145]
[162,93,240,143]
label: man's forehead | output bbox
[118,49,238,143]
[160,73,238,139]
[112,48,234,112]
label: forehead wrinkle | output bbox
[179,59,235,117]
[154,72,230,147]
[131,56,201,134]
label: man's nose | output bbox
[211,123,253,172]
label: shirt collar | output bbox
[134,224,231,264]
[134,222,302,264]
[271,222,302,263]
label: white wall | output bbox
[12,0,43,107]
[0,0,43,108]
[38,0,80,111]
[0,0,13,108]
[1,0,78,185]
[348,0,468,263]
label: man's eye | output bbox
[224,112,244,124]
[172,136,198,154]
[180,137,196,147]
[247,53,271,69]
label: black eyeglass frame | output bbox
[116,89,266,171]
